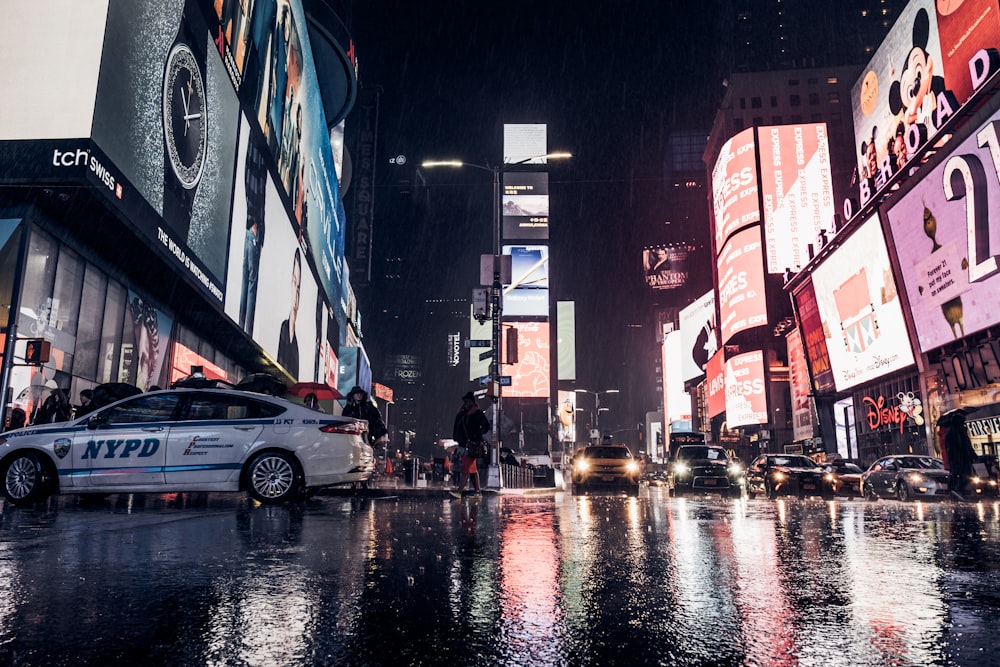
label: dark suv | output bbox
[670,445,744,498]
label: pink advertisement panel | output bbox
[758,123,835,273]
[706,349,727,418]
[884,104,1000,352]
[725,350,768,428]
[717,225,768,344]
[503,321,550,398]
[711,128,759,250]
[810,216,915,391]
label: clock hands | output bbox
[179,77,202,136]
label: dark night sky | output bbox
[346,2,724,394]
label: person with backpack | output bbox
[451,392,490,498]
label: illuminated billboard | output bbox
[758,123,835,273]
[792,278,836,393]
[711,128,759,250]
[678,290,717,382]
[555,390,577,443]
[884,102,1000,352]
[851,0,1000,206]
[643,244,692,291]
[725,350,768,428]
[503,322,550,398]
[663,330,692,423]
[809,216,915,391]
[706,349,726,418]
[503,172,549,239]
[717,225,768,344]
[503,245,549,318]
[787,329,815,442]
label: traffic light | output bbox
[505,328,518,364]
[24,339,51,365]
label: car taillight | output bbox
[320,421,366,435]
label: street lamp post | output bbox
[574,389,619,443]
[423,152,570,489]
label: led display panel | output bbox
[791,278,836,393]
[706,349,726,418]
[851,0,1000,204]
[643,245,692,290]
[809,216,915,391]
[503,321,550,398]
[717,225,768,344]
[663,330,692,423]
[725,350,768,428]
[555,390,577,444]
[503,245,549,318]
[678,290,718,382]
[503,172,549,240]
[711,128,759,250]
[758,123,835,273]
[884,104,1000,352]
[787,328,815,442]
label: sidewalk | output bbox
[317,476,558,499]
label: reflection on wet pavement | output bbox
[1,489,999,666]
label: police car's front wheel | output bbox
[3,452,52,504]
[246,451,303,503]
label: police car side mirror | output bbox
[87,414,108,429]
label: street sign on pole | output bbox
[478,375,491,386]
[499,376,512,386]
[465,339,491,348]
[479,350,493,361]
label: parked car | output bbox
[571,444,642,495]
[822,459,866,498]
[0,388,374,505]
[669,445,744,498]
[745,454,835,499]
[861,455,949,501]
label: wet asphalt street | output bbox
[1,487,999,666]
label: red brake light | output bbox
[320,421,366,435]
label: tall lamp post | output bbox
[574,389,619,443]
[423,152,570,488]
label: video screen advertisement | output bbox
[88,0,349,322]
[503,172,549,240]
[809,216,915,392]
[758,123,836,273]
[503,322,550,398]
[717,225,768,345]
[502,245,549,318]
[791,278,836,394]
[883,101,1000,353]
[678,290,718,382]
[725,350,768,428]
[711,128,759,250]
[787,328,816,442]
[851,0,1000,206]
[706,349,727,418]
[642,245,692,291]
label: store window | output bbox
[74,265,108,380]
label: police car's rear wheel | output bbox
[3,452,51,504]
[247,452,302,503]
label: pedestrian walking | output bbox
[451,391,490,498]
[342,386,388,447]
[940,411,976,501]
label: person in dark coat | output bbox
[941,412,977,501]
[342,386,388,446]
[75,389,96,418]
[451,392,490,497]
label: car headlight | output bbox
[772,471,786,482]
[575,460,590,472]
[626,461,639,474]
[824,473,835,482]
[971,476,981,484]
[673,462,690,476]
[728,463,743,475]
[908,473,925,483]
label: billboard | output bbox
[851,0,1000,206]
[678,290,718,382]
[787,328,815,442]
[503,245,549,318]
[503,172,549,240]
[725,350,768,428]
[663,330,692,423]
[555,390,577,443]
[810,216,915,391]
[503,322,550,398]
[792,279,836,393]
[643,245,693,290]
[717,225,768,344]
[711,128,759,250]
[883,101,1000,352]
[706,349,727,418]
[468,307,492,382]
[758,123,836,273]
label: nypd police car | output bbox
[0,388,374,504]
